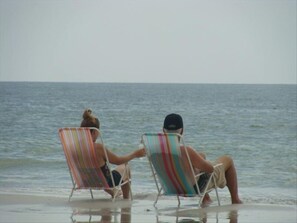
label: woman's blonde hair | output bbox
[80,108,100,129]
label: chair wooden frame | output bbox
[141,133,221,207]
[59,127,132,201]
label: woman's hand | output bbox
[134,148,146,158]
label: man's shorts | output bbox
[194,162,227,193]
[208,162,226,189]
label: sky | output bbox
[0,0,296,84]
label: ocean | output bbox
[0,82,296,205]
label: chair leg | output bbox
[212,176,220,206]
[154,193,160,207]
[215,188,220,206]
[177,195,180,207]
[69,188,74,202]
[90,189,94,199]
[198,195,203,208]
[199,192,206,208]
[154,185,165,207]
[112,187,121,202]
[129,181,133,200]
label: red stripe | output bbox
[165,135,185,194]
[159,134,181,194]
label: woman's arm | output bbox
[103,147,145,165]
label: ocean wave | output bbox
[0,157,65,169]
[249,124,265,128]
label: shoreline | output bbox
[0,193,296,223]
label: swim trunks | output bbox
[194,172,210,193]
[193,162,226,193]
[100,162,122,187]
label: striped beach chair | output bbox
[141,133,221,207]
[59,127,131,201]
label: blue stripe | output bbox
[167,134,195,194]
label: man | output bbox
[163,113,242,205]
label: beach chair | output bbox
[141,133,221,207]
[58,127,131,201]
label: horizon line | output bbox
[0,80,296,85]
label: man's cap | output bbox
[163,113,183,131]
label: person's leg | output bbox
[201,193,212,207]
[197,152,213,205]
[216,155,242,204]
[104,188,115,197]
[198,152,206,159]
[121,207,131,223]
[100,209,112,222]
[114,164,131,199]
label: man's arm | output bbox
[187,146,214,173]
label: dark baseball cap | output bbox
[163,113,183,131]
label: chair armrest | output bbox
[194,163,223,178]
[194,172,206,178]
[213,163,223,168]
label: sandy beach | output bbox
[0,193,296,223]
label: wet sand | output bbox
[0,193,296,223]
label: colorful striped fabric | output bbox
[59,128,109,190]
[143,133,196,196]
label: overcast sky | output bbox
[0,0,296,84]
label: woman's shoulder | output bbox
[94,142,105,152]
[93,143,106,162]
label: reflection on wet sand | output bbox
[71,206,237,223]
[69,198,132,223]
[156,204,239,223]
[71,207,131,223]
[172,210,238,223]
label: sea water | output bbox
[0,82,296,205]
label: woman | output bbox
[80,109,145,199]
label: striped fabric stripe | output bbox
[145,133,196,196]
[59,128,109,189]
